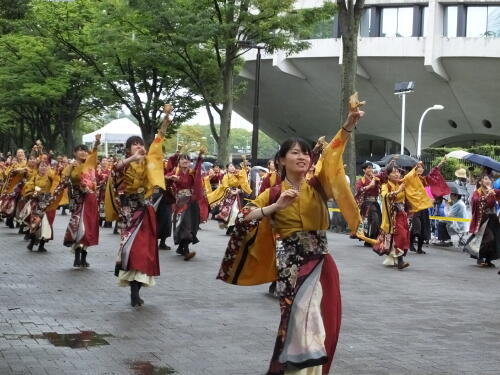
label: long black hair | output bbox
[276,137,312,179]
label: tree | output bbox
[337,0,364,187]
[0,26,111,154]
[32,0,201,146]
[155,0,336,165]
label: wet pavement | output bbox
[0,214,499,374]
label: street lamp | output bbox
[394,81,415,155]
[238,40,264,165]
[417,104,444,158]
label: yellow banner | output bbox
[328,208,471,222]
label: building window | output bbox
[466,6,500,37]
[308,17,335,39]
[422,6,429,37]
[444,6,458,37]
[381,7,413,37]
[467,6,488,36]
[360,8,372,37]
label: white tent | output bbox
[82,118,142,155]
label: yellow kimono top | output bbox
[104,135,165,221]
[203,176,213,194]
[21,168,36,197]
[402,166,432,213]
[1,160,27,194]
[380,181,406,234]
[207,167,252,206]
[25,169,60,195]
[252,129,360,240]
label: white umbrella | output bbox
[445,150,471,159]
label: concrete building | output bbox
[234,0,500,159]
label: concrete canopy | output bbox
[233,37,500,155]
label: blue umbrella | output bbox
[463,154,500,172]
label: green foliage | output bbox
[431,158,464,180]
[163,124,278,160]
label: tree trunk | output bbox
[218,61,234,166]
[338,1,364,189]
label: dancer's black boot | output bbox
[37,240,47,252]
[73,247,82,267]
[397,255,410,270]
[130,281,142,307]
[6,217,14,228]
[27,236,36,251]
[80,250,89,267]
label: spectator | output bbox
[436,193,468,246]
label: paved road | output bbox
[0,214,499,375]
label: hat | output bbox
[455,168,467,178]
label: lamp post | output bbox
[417,104,444,158]
[238,40,264,165]
[394,81,415,155]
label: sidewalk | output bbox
[1,215,499,374]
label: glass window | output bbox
[360,8,371,37]
[397,7,413,37]
[444,6,457,37]
[308,17,335,39]
[381,8,398,37]
[467,6,487,36]
[487,6,500,36]
[381,7,413,37]
[422,6,429,37]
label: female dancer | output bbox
[0,149,27,228]
[217,96,364,375]
[207,159,252,234]
[259,159,281,194]
[167,147,209,260]
[373,164,411,269]
[465,174,500,267]
[105,104,170,307]
[405,160,449,254]
[55,135,101,267]
[355,162,381,246]
[25,159,60,252]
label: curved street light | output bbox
[417,104,444,157]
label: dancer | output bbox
[355,162,381,245]
[0,149,27,228]
[207,158,252,234]
[25,159,60,252]
[405,160,449,254]
[464,174,500,267]
[167,147,209,260]
[105,104,170,307]
[55,135,101,267]
[373,163,411,269]
[217,94,365,375]
[259,159,281,194]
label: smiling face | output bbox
[38,161,49,175]
[388,167,401,182]
[74,149,88,162]
[280,142,311,177]
[364,165,374,177]
[481,174,492,189]
[129,142,145,156]
[179,156,190,169]
[16,149,25,160]
[415,162,424,175]
[227,163,236,173]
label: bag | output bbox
[463,219,489,258]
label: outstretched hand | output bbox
[159,104,173,136]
